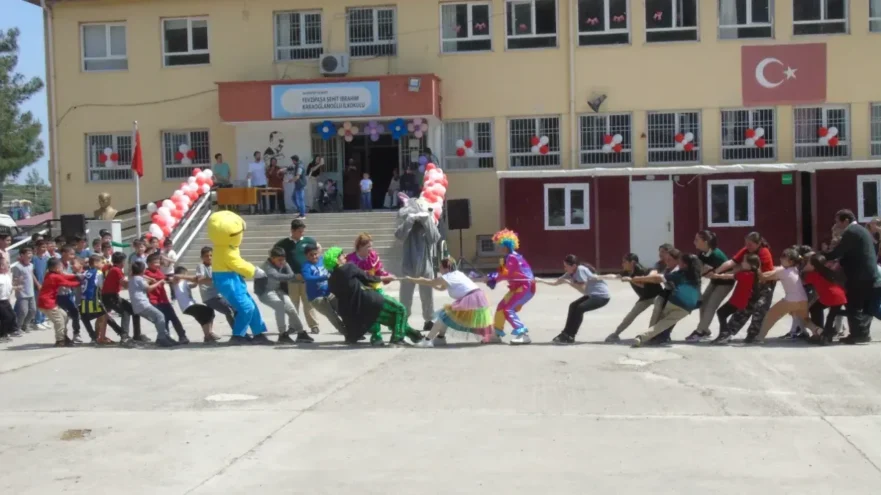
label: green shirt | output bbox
[699,247,733,286]
[213,162,231,183]
[273,236,317,274]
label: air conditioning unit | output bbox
[319,53,349,76]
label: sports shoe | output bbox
[251,333,275,345]
[743,334,757,344]
[0,335,13,343]
[510,333,532,345]
[431,335,447,347]
[840,334,871,345]
[134,334,152,344]
[54,339,74,347]
[417,339,434,348]
[685,330,711,343]
[370,336,386,347]
[177,335,191,345]
[711,332,732,345]
[10,330,23,338]
[72,334,83,343]
[155,336,177,348]
[277,332,296,345]
[631,336,644,348]
[310,326,320,335]
[227,335,251,346]
[604,333,621,343]
[552,332,575,345]
[295,331,315,344]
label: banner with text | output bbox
[271,81,381,119]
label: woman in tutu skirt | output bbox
[402,258,494,347]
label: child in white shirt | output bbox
[172,266,221,343]
[359,173,373,211]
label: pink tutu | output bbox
[438,289,493,336]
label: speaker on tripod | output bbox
[445,199,476,272]
[60,214,87,240]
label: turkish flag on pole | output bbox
[131,125,144,178]
[741,43,826,106]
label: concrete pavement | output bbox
[2,281,881,494]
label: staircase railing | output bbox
[169,191,214,260]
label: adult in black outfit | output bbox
[826,209,880,344]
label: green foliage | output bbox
[0,28,45,184]
[1,183,52,215]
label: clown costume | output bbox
[485,229,536,345]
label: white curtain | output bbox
[440,5,458,51]
[719,0,739,39]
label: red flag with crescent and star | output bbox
[741,43,826,106]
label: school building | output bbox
[32,0,881,268]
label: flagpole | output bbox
[134,120,142,238]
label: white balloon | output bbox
[162,199,174,209]
[146,203,157,213]
[103,147,113,156]
[172,190,183,198]
[828,127,839,137]
[455,139,465,148]
[414,130,424,139]
[180,157,192,166]
[157,206,171,217]
[612,134,623,144]
[674,142,685,151]
[539,136,550,145]
[200,184,211,194]
[350,126,359,134]
[684,132,695,143]
[745,137,756,147]
[178,143,189,153]
[754,128,765,138]
[337,128,346,136]
[187,177,197,185]
[531,145,540,154]
[465,148,476,157]
[149,224,163,237]
[602,144,613,153]
[203,169,214,178]
[344,134,354,142]
[818,136,829,145]
[196,171,207,181]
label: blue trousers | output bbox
[361,192,372,210]
[293,187,306,217]
[213,272,267,337]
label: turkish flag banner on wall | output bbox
[741,43,826,106]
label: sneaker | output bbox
[840,334,871,345]
[227,335,251,346]
[604,333,621,343]
[743,334,757,344]
[631,336,644,348]
[370,336,386,347]
[10,330,23,338]
[510,333,532,345]
[295,331,315,344]
[155,336,177,348]
[0,335,13,343]
[177,335,191,345]
[21,326,31,333]
[417,339,434,348]
[54,339,74,347]
[552,332,575,345]
[72,335,83,343]
[134,334,152,344]
[685,330,711,343]
[251,333,275,346]
[711,332,732,345]
[310,326,320,335]
[431,335,447,347]
[277,332,297,345]
[406,329,424,345]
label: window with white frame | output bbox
[545,183,590,230]
[477,235,503,256]
[872,1,881,32]
[505,0,558,49]
[310,136,342,174]
[443,120,494,170]
[86,133,133,182]
[645,0,699,42]
[509,117,561,168]
[441,2,492,53]
[721,108,775,162]
[81,23,127,71]
[793,0,847,35]
[871,103,881,157]
[793,106,849,160]
[707,179,754,227]
[647,111,701,164]
[579,113,632,166]
[858,175,881,222]
[347,7,396,57]
[274,11,323,61]
[163,17,209,66]
[162,130,210,180]
[718,0,773,39]
[577,0,629,46]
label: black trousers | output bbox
[273,191,286,213]
[156,303,186,338]
[843,280,876,339]
[102,294,141,338]
[205,297,236,328]
[562,295,610,336]
[0,300,18,336]
[716,302,753,336]
[81,311,125,338]
[56,294,84,337]
[809,301,845,340]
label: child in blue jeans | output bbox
[300,245,345,334]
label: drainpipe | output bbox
[567,0,577,169]
[40,0,61,214]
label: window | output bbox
[163,17,209,66]
[86,133,133,182]
[544,183,590,230]
[441,2,492,53]
[707,179,754,227]
[858,175,881,222]
[310,136,342,175]
[793,106,849,160]
[81,23,127,71]
[443,120,495,170]
[721,108,775,162]
[718,0,773,39]
[872,104,881,157]
[872,1,881,32]
[162,130,210,180]
[579,113,632,166]
[645,0,699,42]
[505,0,558,49]
[274,11,323,61]
[793,0,847,35]
[347,7,396,57]
[508,117,561,168]
[477,235,503,256]
[577,0,629,46]
[647,111,701,164]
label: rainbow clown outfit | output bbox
[207,211,270,345]
[485,229,536,345]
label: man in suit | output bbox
[826,209,880,344]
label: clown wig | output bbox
[323,246,344,271]
[492,229,519,251]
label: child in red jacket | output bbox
[38,258,83,346]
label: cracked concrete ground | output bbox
[2,282,881,494]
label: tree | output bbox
[0,28,44,184]
[25,167,45,186]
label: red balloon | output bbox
[423,192,438,203]
[684,142,695,152]
[755,138,766,148]
[110,152,119,161]
[539,145,549,155]
[206,178,214,187]
[744,128,756,139]
[603,134,613,145]
[612,143,623,153]
[674,133,685,143]
[144,232,153,240]
[464,139,473,148]
[161,226,172,236]
[456,148,466,157]
[196,176,207,186]
[828,136,839,147]
[425,163,436,171]
[441,177,448,188]
[180,182,187,190]
[172,209,183,219]
[530,136,540,146]
[192,168,202,176]
[818,127,828,137]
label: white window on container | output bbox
[793,0,847,35]
[707,179,755,227]
[871,103,881,157]
[858,175,881,222]
[86,133,133,182]
[644,0,699,43]
[718,0,773,39]
[579,113,632,167]
[441,2,492,53]
[505,0,558,49]
[647,111,701,164]
[81,23,127,71]
[872,0,881,32]
[443,120,495,170]
[274,11,323,61]
[577,0,630,46]
[508,116,561,168]
[163,17,210,66]
[162,130,210,180]
[793,106,850,160]
[721,108,775,162]
[347,7,397,57]
[544,183,590,230]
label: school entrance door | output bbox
[630,178,674,265]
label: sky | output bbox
[2,0,50,184]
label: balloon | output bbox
[418,165,425,174]
[745,137,756,147]
[602,144,612,153]
[828,127,839,137]
[162,199,174,209]
[192,168,201,176]
[196,176,207,186]
[455,139,465,148]
[206,178,214,187]
[539,145,549,155]
[161,226,171,236]
[531,145,540,154]
[465,148,476,157]
[684,132,695,142]
[530,136,540,146]
[612,134,623,144]
[172,209,182,219]
[203,169,213,178]
[828,136,839,147]
[418,155,429,166]
[745,128,756,139]
[612,143,623,153]
[344,134,354,142]
[172,190,183,198]
[351,126,359,134]
[674,133,685,143]
[684,142,695,152]
[149,224,163,237]
[370,133,380,142]
[818,127,828,137]
[755,138,766,148]
[414,130,424,139]
[200,184,210,194]
[157,206,171,218]
[674,142,685,151]
[603,135,613,145]
[187,177,197,185]
[456,148,465,157]
[464,139,473,148]
[146,203,157,213]
[818,136,829,145]
[426,163,437,171]
[539,136,549,145]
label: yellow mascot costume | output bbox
[207,210,270,344]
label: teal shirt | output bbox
[665,271,700,311]
[273,236,317,274]
[213,162,231,183]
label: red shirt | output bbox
[145,267,170,304]
[728,271,756,310]
[732,247,774,273]
[38,272,81,310]
[803,271,847,306]
[102,266,125,295]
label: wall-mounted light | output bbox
[408,77,421,92]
